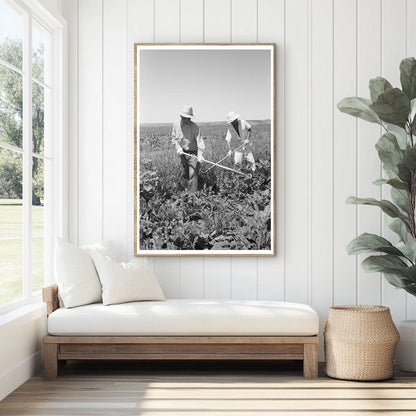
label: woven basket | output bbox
[324,305,399,381]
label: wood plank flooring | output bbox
[1,360,416,415]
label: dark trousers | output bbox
[180,150,199,193]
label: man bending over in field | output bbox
[172,105,205,193]
[225,111,256,172]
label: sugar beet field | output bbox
[138,121,272,251]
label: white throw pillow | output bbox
[55,239,114,308]
[90,253,165,306]
[81,240,115,259]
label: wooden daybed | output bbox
[42,285,319,379]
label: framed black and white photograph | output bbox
[134,44,275,256]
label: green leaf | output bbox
[391,187,409,213]
[410,98,416,125]
[375,132,404,173]
[361,255,415,288]
[373,178,409,191]
[370,88,410,127]
[384,166,399,180]
[394,130,410,150]
[403,146,416,172]
[373,178,388,186]
[337,97,382,125]
[346,196,406,219]
[389,217,409,241]
[404,283,416,296]
[397,240,416,263]
[362,254,408,272]
[369,77,393,102]
[383,272,412,288]
[386,178,410,191]
[373,177,410,191]
[411,99,416,133]
[398,161,412,185]
[403,265,416,282]
[347,233,403,256]
[400,57,416,100]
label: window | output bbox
[0,0,66,312]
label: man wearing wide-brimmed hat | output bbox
[172,105,205,192]
[225,111,256,172]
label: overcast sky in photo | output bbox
[139,49,272,124]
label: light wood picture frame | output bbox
[134,43,276,256]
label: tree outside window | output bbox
[0,0,52,306]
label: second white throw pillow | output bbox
[91,253,165,306]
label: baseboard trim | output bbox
[0,350,42,401]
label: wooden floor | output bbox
[1,360,416,415]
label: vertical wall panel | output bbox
[284,0,309,304]
[203,0,232,299]
[230,0,257,42]
[61,0,77,245]
[356,0,382,305]
[180,258,204,298]
[230,0,256,38]
[103,0,128,260]
[127,0,154,43]
[230,258,257,300]
[178,0,205,298]
[407,0,416,319]
[310,0,333,359]
[154,259,181,298]
[127,0,154,263]
[229,0,258,300]
[407,0,416,55]
[204,0,230,42]
[155,0,180,42]
[77,0,103,245]
[180,0,203,43]
[257,0,285,301]
[152,0,181,297]
[333,0,357,305]
[381,0,407,322]
[205,258,231,299]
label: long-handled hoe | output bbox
[203,142,246,174]
[186,152,250,178]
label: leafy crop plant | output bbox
[138,123,272,251]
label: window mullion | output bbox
[0,58,25,76]
[22,10,32,298]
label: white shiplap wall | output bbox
[61,0,416,356]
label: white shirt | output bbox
[225,119,252,145]
[172,120,204,152]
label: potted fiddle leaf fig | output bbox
[337,57,416,372]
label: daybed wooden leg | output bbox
[44,343,59,379]
[303,343,318,379]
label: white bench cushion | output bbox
[47,299,319,336]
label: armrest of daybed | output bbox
[42,284,60,316]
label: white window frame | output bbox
[0,0,67,315]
